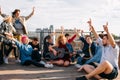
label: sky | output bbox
[0,0,120,35]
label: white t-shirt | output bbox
[97,37,119,71]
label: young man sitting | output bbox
[76,19,119,80]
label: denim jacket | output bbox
[15,40,33,64]
[85,45,102,64]
[66,43,74,53]
[79,37,97,58]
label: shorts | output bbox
[89,62,118,79]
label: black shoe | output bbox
[76,76,88,80]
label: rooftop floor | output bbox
[0,58,120,80]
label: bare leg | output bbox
[85,60,113,79]
[83,65,101,79]
[50,59,64,66]
[64,60,70,67]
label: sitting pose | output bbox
[0,16,19,64]
[43,34,74,67]
[43,35,56,59]
[75,30,98,68]
[29,37,41,62]
[54,34,74,66]
[76,19,119,80]
[8,35,53,68]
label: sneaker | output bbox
[76,76,88,80]
[39,61,46,65]
[15,59,21,63]
[50,64,54,68]
[45,63,54,68]
[4,57,8,64]
[75,64,81,68]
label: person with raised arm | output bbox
[7,34,53,68]
[75,29,98,68]
[0,7,35,41]
[0,16,19,64]
[76,19,119,80]
[61,26,77,62]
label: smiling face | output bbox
[57,34,67,45]
[32,38,39,45]
[32,40,38,45]
[85,35,92,44]
[12,9,20,18]
[60,37,67,45]
[15,11,20,17]
[102,35,109,46]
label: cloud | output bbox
[0,0,120,35]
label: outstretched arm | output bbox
[25,7,35,20]
[103,22,116,48]
[76,29,84,37]
[87,18,99,39]
[68,28,77,43]
[76,29,87,43]
[6,34,22,48]
[0,7,8,18]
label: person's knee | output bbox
[102,60,113,70]
[57,60,64,66]
[83,65,90,70]
[83,64,95,71]
[102,60,110,66]
[64,61,70,67]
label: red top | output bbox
[68,34,76,43]
[58,43,68,52]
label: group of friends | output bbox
[0,7,119,80]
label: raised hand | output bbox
[87,18,99,39]
[103,22,109,33]
[80,29,84,37]
[32,7,35,11]
[32,7,35,14]
[87,18,94,32]
[87,18,92,26]
[74,27,77,33]
[76,29,80,37]
[61,26,64,34]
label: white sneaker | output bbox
[75,64,81,68]
[15,59,21,63]
[39,61,46,65]
[4,57,9,64]
[50,64,54,68]
[45,63,54,68]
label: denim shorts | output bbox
[89,62,118,79]
[99,67,118,79]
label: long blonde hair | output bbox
[56,34,67,47]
